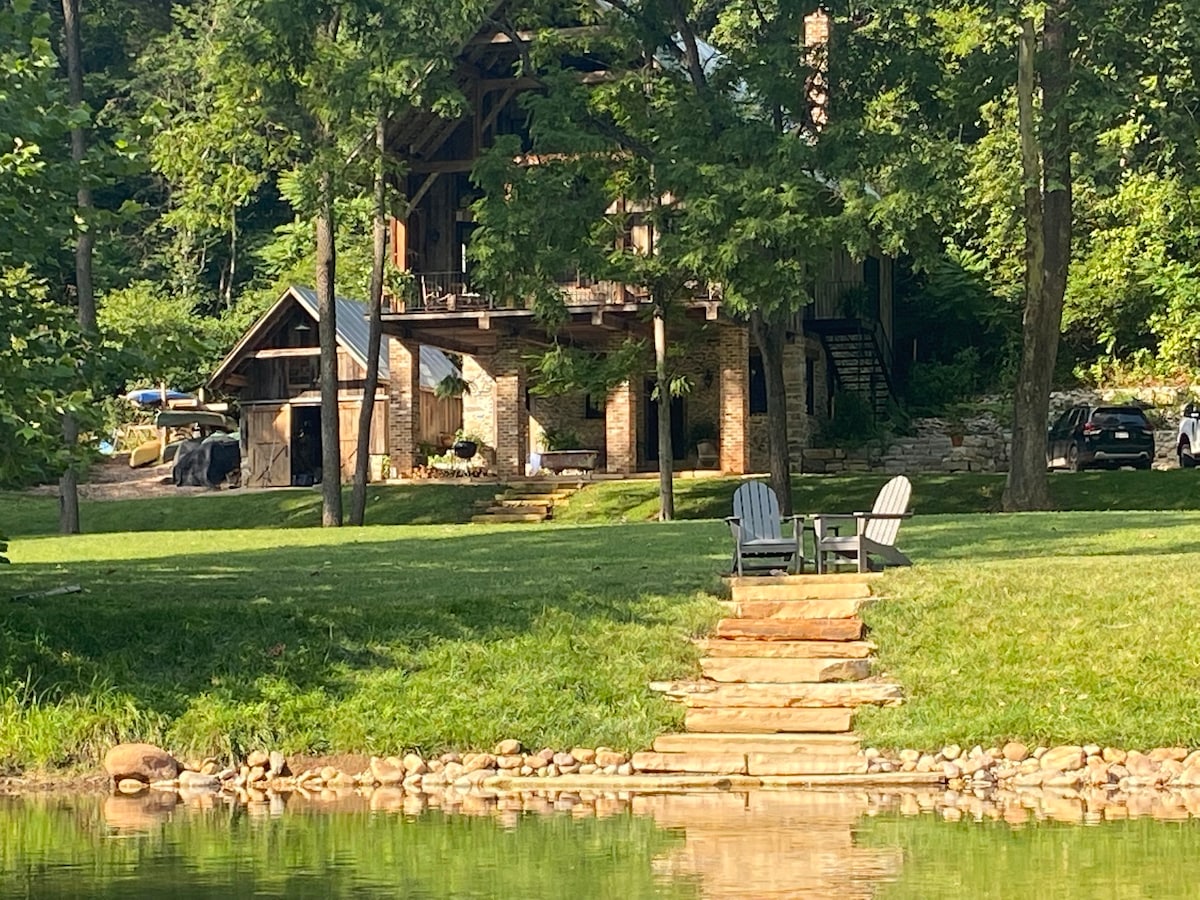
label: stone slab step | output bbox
[630,751,748,775]
[694,639,874,659]
[652,732,860,755]
[481,504,551,515]
[730,579,873,603]
[685,707,853,733]
[650,680,902,708]
[496,490,573,501]
[480,498,555,509]
[715,618,864,642]
[746,753,868,776]
[733,598,871,620]
[699,657,870,684]
[470,513,547,524]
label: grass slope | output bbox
[5,471,1200,769]
[0,521,724,770]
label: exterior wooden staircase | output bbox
[635,574,901,777]
[470,480,582,524]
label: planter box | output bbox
[539,449,599,475]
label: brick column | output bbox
[492,338,527,478]
[719,326,750,474]
[387,337,421,477]
[605,380,638,474]
[783,338,809,471]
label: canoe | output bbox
[129,438,162,468]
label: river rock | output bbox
[268,751,288,777]
[941,744,962,762]
[497,755,523,770]
[117,778,148,794]
[1149,747,1189,763]
[1102,747,1127,764]
[494,739,522,756]
[463,753,495,773]
[552,752,575,768]
[1002,742,1029,762]
[370,756,405,785]
[179,770,221,791]
[1039,746,1084,772]
[595,750,627,768]
[104,743,181,784]
[1125,751,1158,778]
[579,764,598,775]
[246,750,269,768]
[571,748,596,764]
[403,753,428,775]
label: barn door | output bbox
[247,405,290,487]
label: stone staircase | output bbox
[635,573,901,777]
[470,481,583,524]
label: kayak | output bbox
[129,438,162,468]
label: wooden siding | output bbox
[420,390,462,447]
[245,405,290,488]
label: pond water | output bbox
[4,786,1200,898]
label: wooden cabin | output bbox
[210,285,462,487]
[376,18,897,478]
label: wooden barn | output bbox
[210,285,461,488]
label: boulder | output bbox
[104,743,180,785]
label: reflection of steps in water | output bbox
[635,790,903,899]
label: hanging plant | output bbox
[434,374,472,400]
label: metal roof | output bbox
[289,286,459,390]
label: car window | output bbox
[1091,407,1149,428]
[1069,407,1087,429]
[1050,410,1073,432]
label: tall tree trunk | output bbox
[750,310,793,515]
[653,302,674,521]
[316,163,343,526]
[1003,10,1071,512]
[350,108,388,526]
[59,0,94,535]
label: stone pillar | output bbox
[719,326,750,474]
[461,354,496,449]
[387,337,421,477]
[605,380,638,474]
[492,338,527,478]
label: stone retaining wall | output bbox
[804,389,1187,475]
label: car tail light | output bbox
[1083,422,1102,436]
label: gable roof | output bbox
[209,285,459,392]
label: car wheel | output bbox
[1067,444,1083,473]
[1136,458,1152,470]
[1181,438,1196,469]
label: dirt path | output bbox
[24,455,179,502]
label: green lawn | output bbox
[4,471,1200,772]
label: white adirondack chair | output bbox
[726,481,804,576]
[811,475,913,574]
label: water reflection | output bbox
[5,785,1200,897]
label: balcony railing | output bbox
[393,271,720,313]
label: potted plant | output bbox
[451,428,485,460]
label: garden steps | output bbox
[640,573,902,778]
[469,483,582,524]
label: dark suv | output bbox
[1046,404,1154,471]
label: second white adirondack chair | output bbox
[811,475,913,574]
[726,481,804,576]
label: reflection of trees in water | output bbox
[9,786,1200,897]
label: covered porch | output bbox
[380,299,757,479]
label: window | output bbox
[584,394,604,419]
[806,358,816,415]
[749,350,768,414]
